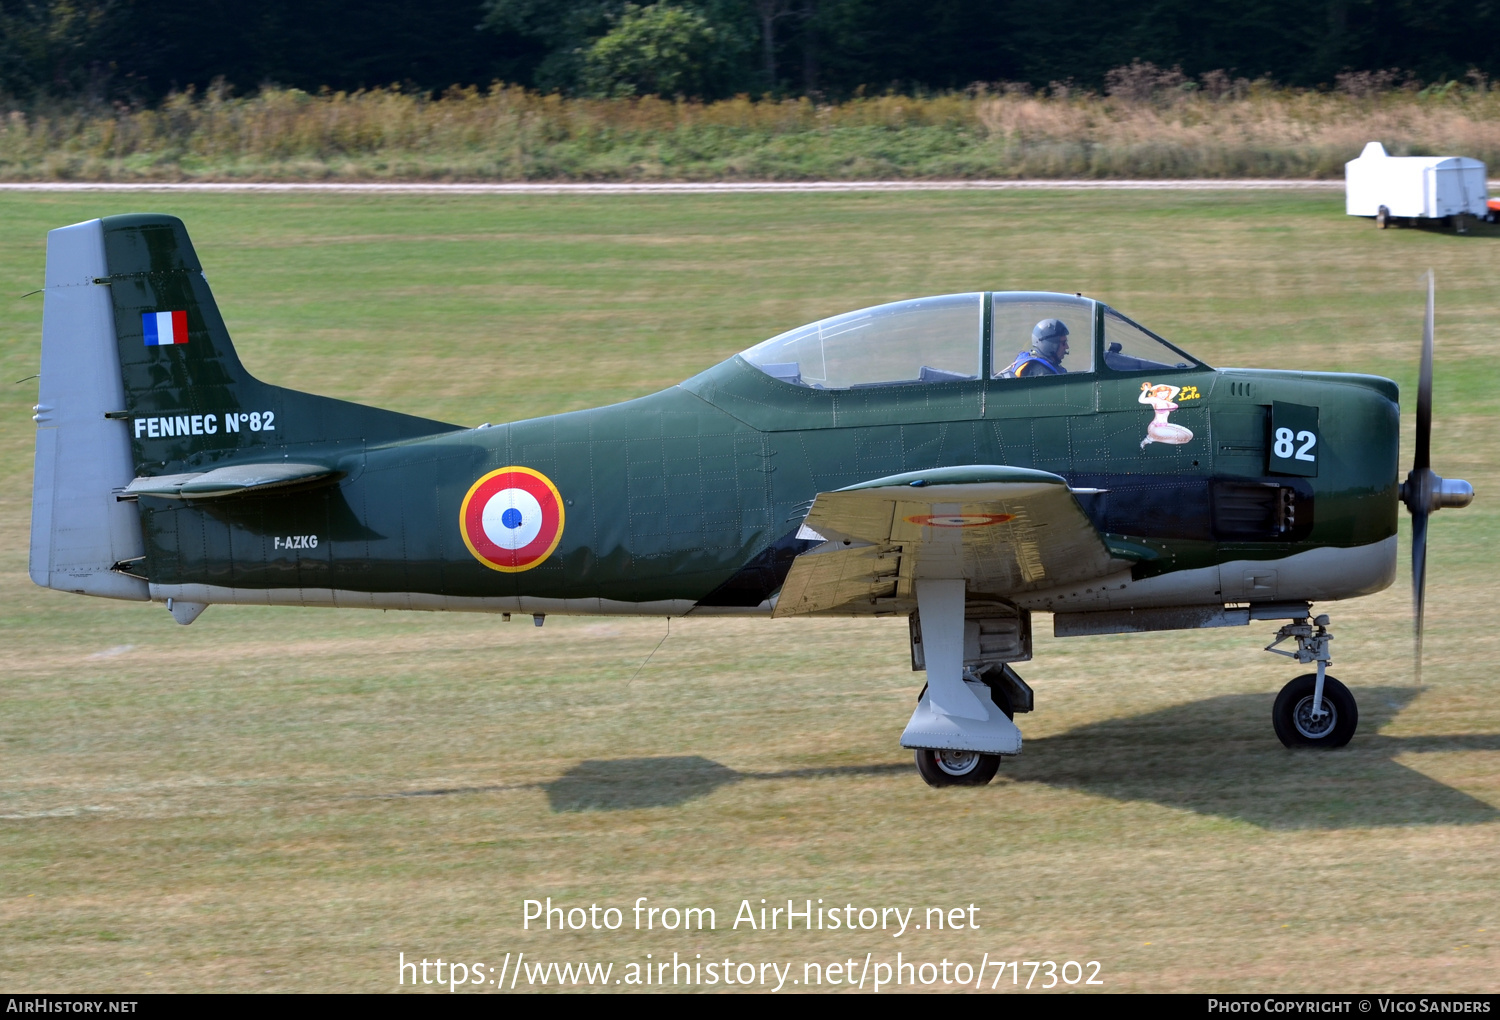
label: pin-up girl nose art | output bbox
[460,466,565,572]
[1138,382,1195,449]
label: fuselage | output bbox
[140,355,1401,618]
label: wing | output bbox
[773,466,1120,617]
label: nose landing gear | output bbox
[1272,672,1358,747]
[1265,613,1358,748]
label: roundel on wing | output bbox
[460,466,565,573]
[904,513,1015,528]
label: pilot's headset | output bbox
[1032,318,1070,362]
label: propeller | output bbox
[1399,271,1475,680]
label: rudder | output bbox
[29,219,149,600]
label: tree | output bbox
[751,0,796,87]
[0,0,121,101]
[582,3,724,96]
[481,0,621,93]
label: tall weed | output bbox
[3,82,1499,181]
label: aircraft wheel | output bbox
[1272,673,1358,749]
[1376,206,1390,229]
[914,747,1001,787]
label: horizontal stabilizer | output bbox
[122,462,339,500]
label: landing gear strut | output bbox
[1265,614,1358,748]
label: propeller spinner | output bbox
[1398,271,1475,677]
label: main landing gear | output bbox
[903,579,1031,788]
[1265,613,1358,748]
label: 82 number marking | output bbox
[1274,427,1316,462]
[225,410,275,433]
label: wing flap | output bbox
[774,541,902,616]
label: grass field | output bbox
[1,190,1497,993]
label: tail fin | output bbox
[30,213,461,600]
[102,213,459,467]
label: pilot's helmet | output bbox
[1031,318,1070,361]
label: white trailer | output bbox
[1344,141,1489,230]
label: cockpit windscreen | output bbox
[1102,308,1199,372]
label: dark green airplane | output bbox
[29,214,1475,786]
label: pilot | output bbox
[999,319,1070,377]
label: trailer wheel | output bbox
[1376,206,1390,229]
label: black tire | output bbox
[1376,206,1390,229]
[914,747,1002,787]
[1272,673,1358,748]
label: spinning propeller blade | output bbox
[1416,270,1434,475]
[1399,271,1474,682]
[1413,271,1434,678]
[1411,500,1428,679]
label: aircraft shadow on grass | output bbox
[1008,687,1500,830]
[387,758,908,812]
[540,759,910,813]
[528,687,1500,827]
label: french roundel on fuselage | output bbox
[459,466,565,573]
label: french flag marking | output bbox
[142,310,189,346]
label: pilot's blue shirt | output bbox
[1001,351,1067,378]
